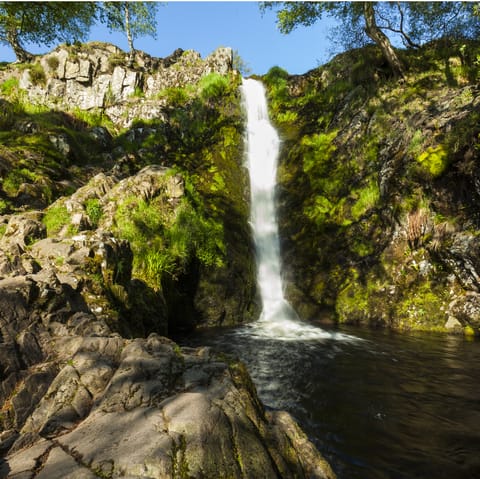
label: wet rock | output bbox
[439,233,480,292]
[448,292,480,333]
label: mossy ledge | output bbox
[264,39,480,336]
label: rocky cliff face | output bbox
[265,40,480,335]
[4,42,233,127]
[0,43,336,477]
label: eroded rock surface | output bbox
[1,334,334,479]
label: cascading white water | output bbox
[241,78,350,341]
[241,78,292,322]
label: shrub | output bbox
[199,73,229,101]
[27,63,46,86]
[157,86,190,106]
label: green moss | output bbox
[304,195,333,225]
[302,131,338,174]
[350,179,380,221]
[416,145,449,178]
[351,238,375,257]
[2,168,38,196]
[335,272,373,325]
[43,204,70,236]
[464,325,476,337]
[394,281,448,331]
[170,434,190,479]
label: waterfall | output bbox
[241,78,293,321]
[240,78,355,341]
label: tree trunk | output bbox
[363,2,405,78]
[124,2,135,66]
[6,28,33,63]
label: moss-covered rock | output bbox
[0,42,259,336]
[265,39,480,334]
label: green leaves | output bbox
[99,2,160,53]
[0,2,97,61]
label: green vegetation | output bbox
[42,203,71,236]
[263,2,479,79]
[99,2,160,55]
[2,168,38,196]
[0,2,97,62]
[84,198,103,228]
[416,145,448,178]
[113,185,225,289]
[198,72,230,101]
[71,107,116,133]
[0,77,19,96]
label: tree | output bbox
[0,2,96,62]
[99,2,159,62]
[262,2,480,78]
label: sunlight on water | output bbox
[241,78,360,343]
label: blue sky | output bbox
[0,1,338,75]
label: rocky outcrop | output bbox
[0,176,334,478]
[0,334,334,479]
[4,42,233,127]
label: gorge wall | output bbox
[265,40,480,335]
[0,43,333,478]
[0,42,260,336]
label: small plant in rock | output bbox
[85,198,103,228]
[46,55,60,71]
[108,53,126,71]
[24,63,47,86]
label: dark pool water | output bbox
[182,322,480,479]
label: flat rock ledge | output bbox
[0,334,335,479]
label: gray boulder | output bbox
[1,335,335,479]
